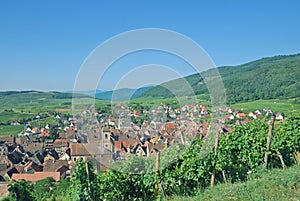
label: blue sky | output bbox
[0,0,299,91]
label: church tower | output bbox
[101,126,113,152]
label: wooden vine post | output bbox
[264,116,275,169]
[276,150,286,169]
[85,162,91,192]
[210,127,220,187]
[155,151,160,198]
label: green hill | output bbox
[0,91,93,115]
[138,54,300,104]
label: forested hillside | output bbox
[139,54,300,103]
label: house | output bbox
[6,166,22,178]
[200,108,208,115]
[108,117,115,126]
[236,112,246,119]
[275,113,284,120]
[164,123,176,135]
[10,121,20,126]
[228,108,234,114]
[58,151,70,161]
[248,112,257,119]
[16,136,43,153]
[44,139,54,150]
[0,136,16,146]
[11,171,61,183]
[7,151,24,165]
[114,139,138,153]
[23,161,43,173]
[31,151,45,166]
[69,143,93,163]
[44,150,59,162]
[40,128,50,137]
[70,142,113,172]
[12,145,26,155]
[53,139,70,154]
[255,110,262,115]
[31,127,40,134]
[133,144,147,156]
[43,160,70,178]
[114,139,140,159]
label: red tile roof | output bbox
[11,172,60,182]
[40,131,50,137]
[70,143,91,156]
[114,139,138,151]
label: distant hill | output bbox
[68,86,154,101]
[1,54,299,107]
[95,86,154,101]
[0,86,154,108]
[64,89,106,97]
[0,91,89,108]
[138,54,300,103]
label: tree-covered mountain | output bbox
[138,54,300,103]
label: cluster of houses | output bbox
[0,102,284,193]
[219,107,284,125]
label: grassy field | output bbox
[230,99,300,114]
[0,110,34,123]
[0,124,23,136]
[165,164,300,201]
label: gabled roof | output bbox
[11,171,60,182]
[33,151,45,165]
[133,144,147,156]
[43,160,69,172]
[23,161,42,172]
[114,139,138,151]
[6,166,20,178]
[7,151,24,164]
[48,150,59,160]
[70,143,89,156]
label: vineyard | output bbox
[4,111,300,201]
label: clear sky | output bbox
[0,0,299,91]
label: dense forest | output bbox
[139,54,300,104]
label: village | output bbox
[0,102,284,186]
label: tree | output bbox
[49,126,59,140]
[8,180,34,201]
[33,177,56,201]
